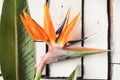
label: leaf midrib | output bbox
[14,0,18,80]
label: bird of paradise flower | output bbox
[20,4,110,80]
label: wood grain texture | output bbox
[0,2,3,77]
[1,0,119,79]
[28,0,45,27]
[34,42,46,75]
[112,64,120,80]
[48,0,82,77]
[111,0,120,63]
[0,0,3,16]
[111,0,120,79]
[0,68,1,74]
[83,0,108,79]
[0,77,3,80]
[0,0,3,79]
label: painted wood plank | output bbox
[34,42,46,75]
[0,77,3,80]
[0,68,1,74]
[0,0,3,79]
[0,68,2,80]
[28,0,45,27]
[83,0,108,79]
[112,64,120,80]
[49,0,82,77]
[111,0,120,63]
[0,0,3,16]
[49,58,81,77]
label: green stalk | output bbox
[34,47,54,80]
[34,68,41,80]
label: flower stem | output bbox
[34,47,54,80]
[34,68,41,80]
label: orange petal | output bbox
[58,12,80,47]
[44,4,56,43]
[20,15,39,40]
[23,11,49,41]
[64,12,80,43]
[20,11,49,42]
[57,8,71,46]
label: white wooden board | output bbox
[49,0,82,77]
[49,58,81,77]
[0,0,3,79]
[0,67,2,80]
[83,0,108,79]
[112,0,120,63]
[28,0,45,27]
[0,77,3,80]
[112,64,120,80]
[34,42,46,75]
[111,0,120,79]
[0,68,1,74]
[0,0,118,79]
[0,0,3,16]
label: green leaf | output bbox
[67,65,80,80]
[0,0,35,80]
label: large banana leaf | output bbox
[0,0,35,80]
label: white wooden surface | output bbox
[0,0,3,16]
[0,68,1,75]
[111,0,120,80]
[112,64,120,80]
[0,0,3,80]
[112,0,120,63]
[0,0,120,80]
[0,69,2,80]
[49,0,82,77]
[0,67,3,80]
[83,0,108,79]
[34,42,46,75]
[0,77,3,80]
